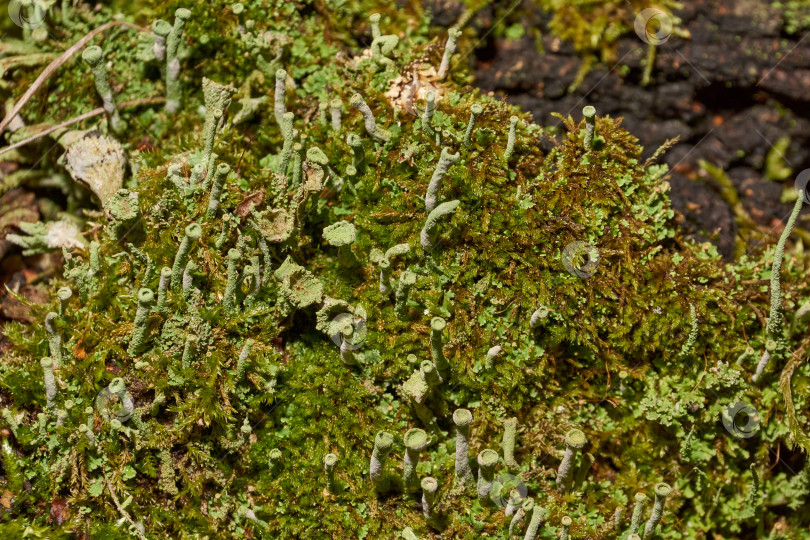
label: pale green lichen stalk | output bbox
[165,8,192,113]
[350,93,390,142]
[430,317,449,379]
[205,163,230,220]
[235,339,255,380]
[102,378,135,422]
[504,116,518,161]
[223,249,241,313]
[182,259,196,300]
[324,453,338,494]
[420,360,441,388]
[583,105,596,151]
[395,270,417,320]
[502,416,519,473]
[369,430,394,491]
[330,98,342,131]
[629,492,647,535]
[40,358,56,409]
[556,428,586,491]
[524,504,547,540]
[476,449,498,504]
[82,46,126,135]
[560,516,573,540]
[403,428,428,492]
[574,452,595,489]
[376,243,409,294]
[347,134,366,173]
[505,489,522,516]
[152,19,171,68]
[197,106,223,186]
[276,112,295,177]
[339,324,356,366]
[613,506,624,531]
[463,103,482,148]
[156,266,171,314]
[378,258,391,295]
[421,91,436,135]
[642,483,672,539]
[679,304,698,357]
[453,408,473,487]
[424,147,460,212]
[127,288,155,356]
[44,312,62,368]
[755,189,805,382]
[437,27,462,79]
[56,287,71,319]
[79,423,94,445]
[510,497,533,536]
[421,476,438,521]
[272,68,288,127]
[484,345,502,370]
[530,305,550,329]
[181,334,196,369]
[369,13,381,40]
[421,200,460,248]
[171,223,202,290]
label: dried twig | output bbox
[0,97,165,157]
[0,21,144,136]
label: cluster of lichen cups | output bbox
[365,419,672,538]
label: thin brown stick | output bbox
[0,97,165,157]
[0,20,144,136]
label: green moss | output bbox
[1,2,809,539]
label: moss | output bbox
[0,2,808,538]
